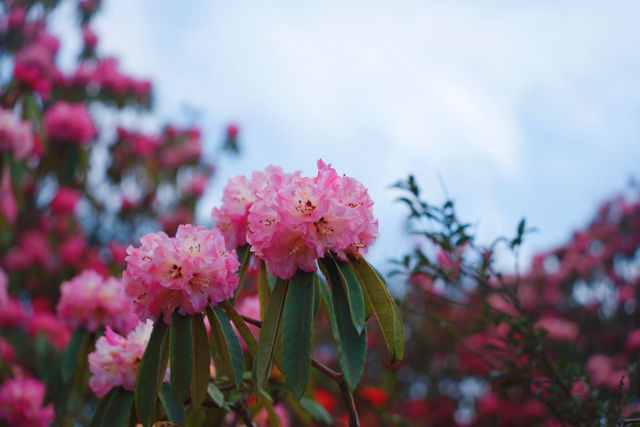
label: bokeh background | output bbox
[50,0,640,270]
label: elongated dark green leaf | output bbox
[312,273,321,319]
[100,387,133,427]
[213,306,245,387]
[316,275,339,341]
[362,282,374,321]
[135,318,169,427]
[319,257,365,334]
[160,382,186,424]
[300,396,332,425]
[282,270,315,398]
[89,388,116,427]
[206,307,234,386]
[190,313,210,410]
[257,262,270,319]
[336,259,366,333]
[220,300,258,356]
[255,278,289,390]
[330,269,367,390]
[61,328,90,383]
[170,311,193,403]
[351,257,405,362]
[233,244,252,299]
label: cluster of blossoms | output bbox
[88,320,167,398]
[13,32,60,99]
[0,377,54,427]
[56,270,137,334]
[0,107,34,160]
[43,101,96,146]
[66,58,152,101]
[123,224,240,322]
[212,159,378,279]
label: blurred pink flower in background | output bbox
[56,270,137,334]
[0,377,54,427]
[43,101,95,145]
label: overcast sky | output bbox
[53,1,640,270]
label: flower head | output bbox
[0,377,54,427]
[124,224,240,322]
[56,270,138,334]
[0,108,33,160]
[43,101,96,146]
[246,160,378,279]
[88,320,167,397]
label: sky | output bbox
[53,1,640,271]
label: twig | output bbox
[241,315,360,427]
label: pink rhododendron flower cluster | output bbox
[212,165,287,250]
[0,269,7,308]
[245,159,378,279]
[0,168,17,224]
[43,101,96,146]
[49,186,82,215]
[56,270,137,334]
[0,107,34,160]
[68,58,152,100]
[88,320,168,398]
[13,32,60,99]
[124,224,240,322]
[0,377,54,427]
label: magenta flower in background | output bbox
[123,224,240,323]
[0,377,54,427]
[0,107,34,160]
[43,101,96,146]
[88,320,168,398]
[0,168,17,224]
[49,187,82,215]
[56,270,137,334]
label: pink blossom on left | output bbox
[123,224,239,323]
[0,377,54,427]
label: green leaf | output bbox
[233,244,252,299]
[191,313,210,410]
[207,383,225,408]
[312,274,321,319]
[319,257,365,334]
[255,278,289,390]
[282,270,315,399]
[170,311,193,404]
[336,259,366,332]
[100,387,134,427]
[135,318,169,427]
[220,300,258,356]
[89,388,116,427]
[329,266,367,390]
[160,382,186,424]
[316,275,339,341]
[206,307,233,386]
[300,396,332,425]
[61,328,90,383]
[351,257,405,362]
[257,262,270,319]
[213,306,245,387]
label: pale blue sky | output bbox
[53,1,640,270]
